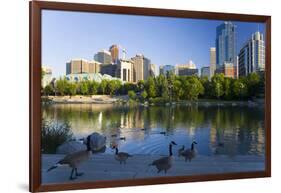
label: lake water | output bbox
[42,103,265,157]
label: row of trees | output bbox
[42,72,264,101]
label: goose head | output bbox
[170,141,177,146]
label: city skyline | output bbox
[42,10,265,77]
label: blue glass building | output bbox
[216,22,237,69]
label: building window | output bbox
[123,69,127,81]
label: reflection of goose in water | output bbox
[178,145,185,157]
[149,141,177,174]
[47,135,92,180]
[180,141,197,162]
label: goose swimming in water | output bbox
[178,145,185,157]
[149,141,177,174]
[47,135,92,180]
[180,141,197,162]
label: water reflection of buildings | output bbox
[43,104,265,156]
[209,123,265,156]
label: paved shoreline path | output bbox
[42,154,265,184]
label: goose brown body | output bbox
[113,146,132,164]
[150,141,177,173]
[180,141,197,162]
[47,135,92,180]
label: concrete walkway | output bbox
[42,154,265,184]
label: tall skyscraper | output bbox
[216,22,237,70]
[109,45,119,63]
[238,31,265,76]
[210,47,216,77]
[94,49,112,64]
[149,64,157,77]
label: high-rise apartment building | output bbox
[131,54,151,82]
[109,45,119,63]
[210,47,216,78]
[66,59,89,75]
[238,31,265,76]
[149,64,157,77]
[94,49,112,64]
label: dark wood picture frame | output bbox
[30,1,271,192]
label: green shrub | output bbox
[41,119,73,154]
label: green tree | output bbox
[43,84,54,96]
[140,90,148,101]
[55,78,68,96]
[199,76,211,98]
[99,80,108,94]
[223,78,233,100]
[145,77,157,98]
[88,81,99,95]
[211,74,224,99]
[155,74,169,98]
[107,80,122,96]
[137,80,145,92]
[246,73,260,97]
[183,76,204,100]
[233,79,248,99]
[172,79,183,101]
[78,81,89,95]
[67,82,77,96]
[128,90,136,100]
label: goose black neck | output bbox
[169,144,173,156]
[191,143,194,150]
[115,148,119,155]
[86,142,91,151]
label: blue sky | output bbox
[42,10,265,77]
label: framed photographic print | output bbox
[30,0,271,192]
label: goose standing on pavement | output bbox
[112,145,132,164]
[149,141,177,174]
[47,135,92,180]
[180,141,197,162]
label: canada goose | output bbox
[178,145,185,157]
[47,135,92,180]
[159,131,166,135]
[180,141,197,162]
[119,137,126,141]
[149,141,177,173]
[112,145,132,164]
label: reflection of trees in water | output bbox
[42,104,265,155]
